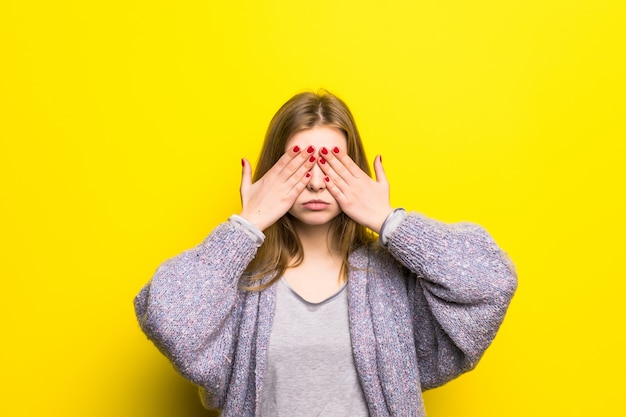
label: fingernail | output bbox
[305,172,311,178]
[380,155,383,163]
[324,176,330,182]
[319,157,326,164]
[332,147,340,154]
[307,145,315,154]
[321,147,328,155]
[309,155,316,163]
[241,158,245,167]
[293,145,300,153]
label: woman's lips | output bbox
[302,200,330,210]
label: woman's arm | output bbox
[290,143,517,388]
[134,220,260,392]
[386,213,518,389]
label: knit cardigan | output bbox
[134,213,517,416]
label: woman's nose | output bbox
[307,162,326,191]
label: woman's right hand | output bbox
[239,145,316,231]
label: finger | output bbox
[285,151,317,191]
[373,154,387,183]
[324,174,349,209]
[318,155,351,195]
[279,146,316,185]
[321,146,362,179]
[240,158,252,190]
[319,162,349,201]
[265,145,303,176]
[290,170,313,197]
[284,145,316,172]
[272,145,313,178]
[239,158,252,205]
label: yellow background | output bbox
[1,1,624,416]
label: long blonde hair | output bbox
[242,90,376,291]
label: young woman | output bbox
[134,90,517,416]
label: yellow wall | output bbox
[2,1,624,416]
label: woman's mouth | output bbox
[302,200,330,210]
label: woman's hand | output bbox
[318,147,393,233]
[239,145,316,231]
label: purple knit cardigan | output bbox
[134,213,517,416]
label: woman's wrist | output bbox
[237,209,271,232]
[368,206,395,234]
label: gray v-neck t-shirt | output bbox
[259,278,369,416]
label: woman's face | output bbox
[284,126,348,229]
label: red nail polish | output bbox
[320,157,326,164]
[321,147,328,155]
[380,155,383,163]
[307,146,315,154]
[332,147,340,154]
[305,172,311,178]
[324,176,330,182]
[241,158,245,167]
[293,145,300,153]
[309,155,316,163]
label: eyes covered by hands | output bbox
[239,144,394,234]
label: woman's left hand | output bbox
[318,147,394,233]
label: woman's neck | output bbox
[293,222,341,261]
[286,221,346,303]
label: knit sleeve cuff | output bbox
[379,208,407,247]
[228,214,266,247]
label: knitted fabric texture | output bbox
[134,213,517,416]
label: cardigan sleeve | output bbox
[386,213,518,389]
[133,221,260,404]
